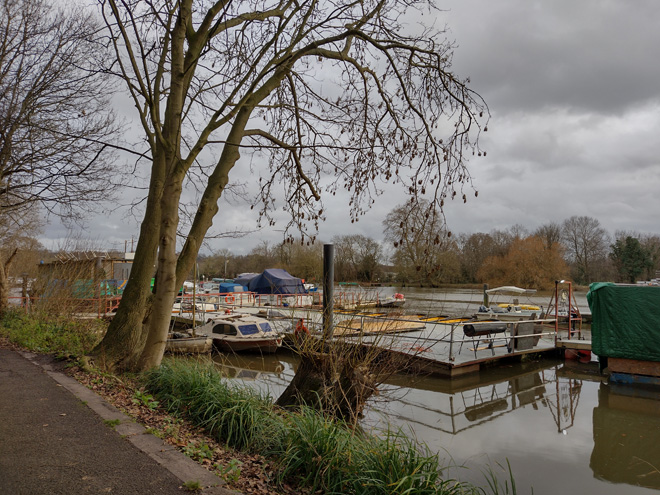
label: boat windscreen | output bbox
[238,324,259,335]
[259,322,273,333]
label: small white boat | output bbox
[172,299,218,314]
[196,313,283,354]
[475,286,542,321]
[376,292,406,308]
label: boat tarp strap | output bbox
[587,282,660,362]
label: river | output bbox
[209,287,660,494]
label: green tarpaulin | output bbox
[587,283,660,362]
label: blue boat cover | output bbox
[233,273,259,286]
[247,268,306,295]
[219,282,245,292]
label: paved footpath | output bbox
[0,348,238,495]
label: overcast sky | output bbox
[43,1,660,255]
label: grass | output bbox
[0,309,104,358]
[143,359,280,452]
[144,359,514,495]
[103,419,121,428]
[182,480,202,492]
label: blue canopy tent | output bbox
[247,268,307,295]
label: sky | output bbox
[43,1,660,255]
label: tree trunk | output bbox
[275,349,380,424]
[138,175,183,370]
[90,151,166,371]
[89,237,158,370]
[0,249,18,316]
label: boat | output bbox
[376,292,406,308]
[172,300,218,314]
[475,286,542,321]
[165,332,213,354]
[196,312,283,353]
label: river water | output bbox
[209,287,660,494]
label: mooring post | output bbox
[323,243,335,339]
[483,283,489,307]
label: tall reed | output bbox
[143,359,281,451]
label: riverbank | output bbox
[0,310,520,495]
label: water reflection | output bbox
[591,383,660,490]
[207,351,659,494]
[373,360,581,437]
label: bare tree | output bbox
[562,215,610,284]
[92,0,488,372]
[0,207,43,313]
[457,232,498,283]
[332,234,382,283]
[274,241,323,282]
[0,0,118,220]
[383,199,459,285]
[534,222,562,250]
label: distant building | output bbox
[37,251,135,297]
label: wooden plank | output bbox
[333,318,425,336]
[608,357,660,377]
[556,339,592,351]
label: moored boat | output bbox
[196,312,283,354]
[376,292,406,308]
[165,333,213,354]
[475,286,542,321]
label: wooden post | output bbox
[323,244,334,339]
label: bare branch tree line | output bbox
[197,209,660,290]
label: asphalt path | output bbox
[0,348,236,495]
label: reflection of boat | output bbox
[475,286,542,321]
[218,366,263,381]
[590,383,660,490]
[165,333,213,354]
[213,353,286,374]
[464,398,508,421]
[197,313,283,354]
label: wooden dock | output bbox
[337,318,562,378]
[190,305,583,379]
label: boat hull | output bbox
[165,336,213,354]
[212,337,282,354]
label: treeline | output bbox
[199,203,660,290]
